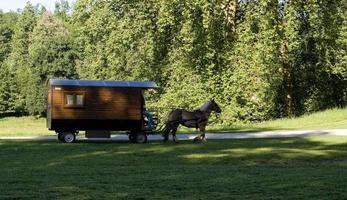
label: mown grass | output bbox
[0,117,52,136]
[0,108,346,136]
[1,136,347,199]
[183,107,347,133]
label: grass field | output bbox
[0,108,346,136]
[0,117,51,136]
[1,136,347,199]
[205,107,347,132]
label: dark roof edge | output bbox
[48,79,158,89]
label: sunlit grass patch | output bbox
[0,116,53,136]
[197,107,347,133]
[253,107,347,130]
[181,146,343,163]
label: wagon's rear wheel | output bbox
[135,132,147,144]
[60,132,76,143]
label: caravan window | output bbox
[64,92,85,108]
[76,95,84,106]
[66,95,74,105]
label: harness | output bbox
[168,110,208,129]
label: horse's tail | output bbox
[159,112,172,141]
[161,121,171,141]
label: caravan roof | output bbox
[49,79,158,89]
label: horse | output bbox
[161,99,222,143]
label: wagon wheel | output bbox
[61,132,76,143]
[135,132,147,144]
[128,133,136,143]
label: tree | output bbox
[0,65,18,116]
[54,0,71,22]
[222,0,282,122]
[288,0,346,113]
[26,12,78,115]
[334,0,347,105]
[0,12,18,63]
[4,3,40,114]
[0,0,344,120]
[73,0,158,81]
[0,11,18,115]
[157,3,209,110]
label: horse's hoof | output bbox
[163,137,169,142]
[193,137,200,142]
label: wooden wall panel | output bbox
[51,86,142,120]
[46,86,52,128]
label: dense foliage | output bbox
[0,0,346,123]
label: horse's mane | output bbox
[198,101,212,112]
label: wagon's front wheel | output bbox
[57,132,64,142]
[128,133,136,143]
[135,132,147,144]
[61,132,76,143]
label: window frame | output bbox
[63,91,86,108]
[75,94,85,106]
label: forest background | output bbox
[0,0,346,125]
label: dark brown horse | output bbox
[162,99,222,142]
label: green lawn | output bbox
[1,136,347,199]
[181,107,347,133]
[0,108,346,136]
[209,107,347,132]
[0,117,52,136]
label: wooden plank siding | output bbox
[51,86,142,120]
[46,86,52,129]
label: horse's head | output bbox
[210,99,222,113]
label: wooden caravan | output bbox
[47,79,158,143]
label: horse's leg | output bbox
[162,122,171,142]
[193,128,202,142]
[200,126,207,142]
[172,124,179,143]
[163,132,169,142]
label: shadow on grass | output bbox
[1,137,347,164]
[1,137,347,199]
